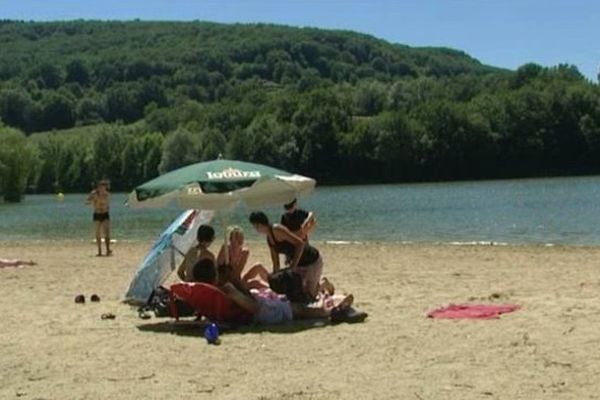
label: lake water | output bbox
[1,176,600,245]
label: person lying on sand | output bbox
[0,258,36,268]
[177,225,216,282]
[192,258,356,325]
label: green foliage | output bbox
[0,20,598,192]
[0,124,36,202]
[0,20,499,134]
[159,128,201,173]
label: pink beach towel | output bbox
[428,304,520,319]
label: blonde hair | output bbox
[227,225,244,241]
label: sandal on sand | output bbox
[101,313,116,320]
[90,294,101,302]
[138,310,151,320]
[331,307,368,324]
[74,294,85,304]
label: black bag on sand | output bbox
[268,268,314,304]
[139,286,196,318]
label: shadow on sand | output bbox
[136,318,331,337]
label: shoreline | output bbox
[1,238,598,249]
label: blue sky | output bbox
[1,0,598,81]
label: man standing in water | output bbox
[87,180,112,256]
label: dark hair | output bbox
[192,258,217,283]
[283,198,297,210]
[196,225,215,243]
[249,211,270,226]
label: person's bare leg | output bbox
[242,263,270,289]
[291,303,329,319]
[243,263,270,282]
[334,293,354,310]
[291,294,354,319]
[245,278,269,290]
[104,220,112,255]
[300,257,323,299]
[221,283,259,314]
[94,221,102,256]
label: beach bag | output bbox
[140,286,196,318]
[268,268,313,304]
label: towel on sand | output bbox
[428,304,520,319]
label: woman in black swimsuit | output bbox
[249,211,323,299]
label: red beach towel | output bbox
[427,304,520,319]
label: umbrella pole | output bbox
[221,211,229,265]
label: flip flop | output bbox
[74,294,85,304]
[90,294,100,302]
[101,313,116,320]
[138,310,151,320]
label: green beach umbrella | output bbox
[127,159,316,210]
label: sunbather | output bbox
[0,258,36,268]
[192,258,355,325]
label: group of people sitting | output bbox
[173,198,366,325]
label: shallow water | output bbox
[1,176,600,245]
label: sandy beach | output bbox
[1,240,600,399]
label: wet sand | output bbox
[1,241,600,399]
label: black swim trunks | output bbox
[93,212,110,222]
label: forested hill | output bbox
[1,21,496,95]
[0,20,599,198]
[0,20,499,133]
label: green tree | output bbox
[292,89,350,180]
[141,132,164,182]
[353,81,387,116]
[0,125,36,202]
[42,93,76,130]
[91,128,127,189]
[65,59,91,86]
[36,63,64,89]
[0,89,40,132]
[159,129,200,173]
